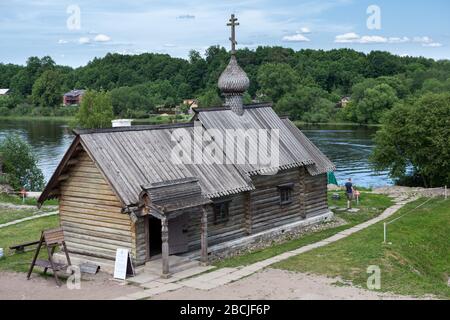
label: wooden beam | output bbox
[58,174,69,182]
[161,217,170,278]
[200,206,208,265]
[244,191,253,235]
[67,159,78,166]
[144,215,150,262]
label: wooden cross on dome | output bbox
[227,14,239,54]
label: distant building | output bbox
[0,89,10,96]
[63,89,85,106]
[336,96,351,108]
[184,99,198,114]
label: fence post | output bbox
[383,222,387,244]
[445,186,448,200]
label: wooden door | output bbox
[168,214,189,254]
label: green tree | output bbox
[371,93,450,187]
[75,90,114,129]
[197,88,222,107]
[0,134,45,191]
[257,63,299,102]
[31,70,64,108]
[275,85,333,121]
[347,83,398,124]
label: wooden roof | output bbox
[197,105,320,175]
[140,177,211,213]
[39,104,334,208]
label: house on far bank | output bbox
[63,89,85,106]
[336,96,351,108]
[184,99,199,114]
[0,89,10,96]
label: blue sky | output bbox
[1,0,449,66]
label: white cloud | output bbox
[413,36,433,44]
[177,14,195,19]
[282,33,310,42]
[298,27,311,34]
[78,37,90,44]
[163,43,177,47]
[388,37,410,43]
[359,35,388,44]
[94,34,111,42]
[335,34,438,46]
[423,42,443,47]
[335,32,360,43]
[58,39,69,44]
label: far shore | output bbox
[0,115,383,128]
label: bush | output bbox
[31,107,53,117]
[54,105,79,117]
[0,134,45,191]
[0,107,10,117]
[11,103,33,116]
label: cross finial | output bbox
[227,14,239,54]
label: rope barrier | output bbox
[383,197,440,244]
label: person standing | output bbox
[345,178,354,209]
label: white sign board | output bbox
[114,248,130,280]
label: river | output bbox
[0,119,392,188]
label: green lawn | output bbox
[0,208,41,225]
[213,191,393,268]
[0,215,59,273]
[0,193,58,206]
[0,194,58,225]
[273,197,450,299]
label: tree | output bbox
[275,85,333,121]
[371,93,450,187]
[197,88,222,107]
[346,83,398,124]
[0,134,45,191]
[31,70,64,108]
[75,90,114,129]
[257,63,299,102]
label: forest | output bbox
[1,46,450,124]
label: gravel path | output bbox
[153,268,429,300]
[0,271,141,300]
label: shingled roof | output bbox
[38,104,334,208]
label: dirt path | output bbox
[0,271,141,300]
[153,268,430,300]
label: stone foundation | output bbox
[186,211,340,262]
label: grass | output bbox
[132,114,191,125]
[273,197,450,299]
[293,120,382,128]
[0,193,58,206]
[213,191,392,268]
[0,215,59,273]
[0,208,41,225]
[0,115,74,122]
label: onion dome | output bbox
[218,55,250,94]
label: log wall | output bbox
[58,151,134,262]
[182,168,329,252]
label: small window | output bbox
[213,200,230,224]
[278,183,294,206]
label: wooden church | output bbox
[38,15,335,276]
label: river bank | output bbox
[0,114,383,128]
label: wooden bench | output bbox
[27,228,71,286]
[9,240,40,253]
